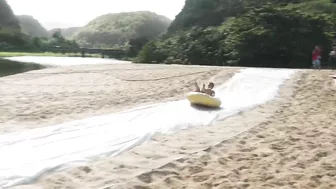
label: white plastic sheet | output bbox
[0,68,295,188]
[4,56,130,66]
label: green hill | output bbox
[0,0,31,50]
[48,27,81,39]
[0,0,79,51]
[137,0,336,68]
[0,0,20,29]
[72,11,171,48]
[17,15,49,38]
[167,0,314,33]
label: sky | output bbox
[7,0,185,30]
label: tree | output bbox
[221,6,335,68]
[127,37,149,57]
[137,41,167,63]
[52,29,65,42]
[32,37,42,49]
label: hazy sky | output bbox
[7,0,185,30]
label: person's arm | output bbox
[318,49,322,59]
[194,82,200,92]
[201,84,206,92]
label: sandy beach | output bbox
[0,63,236,132]
[2,64,335,189]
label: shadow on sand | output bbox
[190,103,223,111]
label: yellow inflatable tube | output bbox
[186,92,221,108]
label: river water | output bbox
[3,56,131,67]
[0,56,131,77]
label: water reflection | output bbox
[0,58,45,77]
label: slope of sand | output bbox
[6,67,336,189]
[14,70,336,189]
[121,70,336,189]
[126,70,336,189]
[0,63,237,133]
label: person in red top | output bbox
[312,45,321,70]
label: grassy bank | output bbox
[0,58,46,77]
[0,52,102,58]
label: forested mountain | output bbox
[0,0,32,50]
[0,0,79,51]
[0,0,20,29]
[17,15,49,38]
[72,11,171,48]
[137,0,336,68]
[48,27,81,39]
[167,0,314,33]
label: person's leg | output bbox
[313,60,319,70]
[331,57,335,71]
[317,59,321,70]
[194,83,201,92]
[329,57,333,71]
[312,60,316,69]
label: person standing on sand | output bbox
[312,45,322,70]
[329,45,336,71]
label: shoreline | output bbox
[0,52,101,58]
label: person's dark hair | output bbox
[208,82,214,88]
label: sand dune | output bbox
[3,64,335,189]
